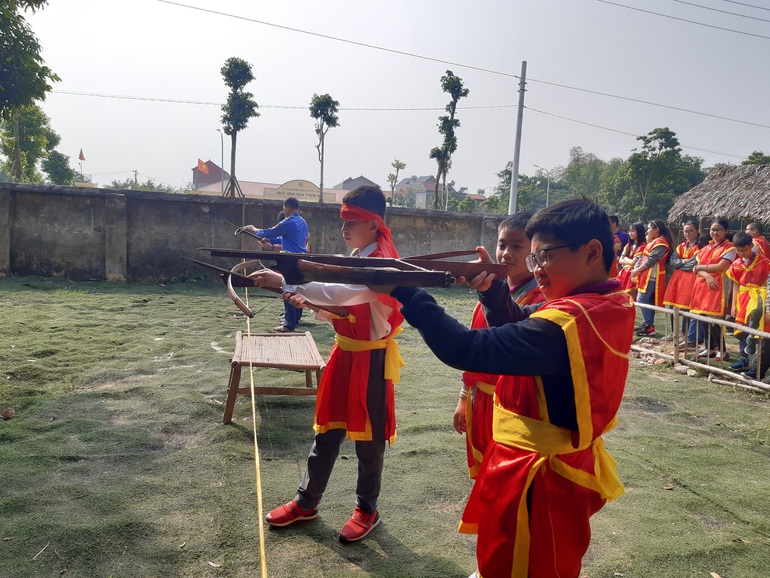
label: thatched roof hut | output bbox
[668,164,770,225]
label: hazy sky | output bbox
[27,0,770,194]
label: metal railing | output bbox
[634,302,770,394]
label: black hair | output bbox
[499,212,533,232]
[283,197,300,210]
[713,217,729,231]
[747,222,762,233]
[696,233,711,249]
[630,223,646,247]
[649,219,674,263]
[525,198,615,272]
[609,215,619,226]
[342,185,386,218]
[733,231,752,248]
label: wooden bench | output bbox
[223,331,326,424]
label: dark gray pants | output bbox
[295,350,387,514]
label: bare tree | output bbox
[386,159,406,205]
[309,94,340,204]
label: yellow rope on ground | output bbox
[244,286,269,578]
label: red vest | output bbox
[663,241,699,309]
[691,240,734,317]
[636,236,670,306]
[460,289,635,578]
[313,246,404,443]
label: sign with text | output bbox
[264,179,337,203]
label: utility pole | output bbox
[508,61,527,215]
[133,170,138,184]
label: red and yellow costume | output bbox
[609,235,620,280]
[461,279,545,478]
[459,289,635,578]
[617,242,645,293]
[690,240,735,317]
[635,236,670,306]
[753,235,770,257]
[312,204,404,444]
[726,252,770,333]
[663,241,699,309]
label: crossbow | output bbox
[190,248,514,318]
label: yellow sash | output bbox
[737,285,767,332]
[492,400,624,578]
[334,326,405,384]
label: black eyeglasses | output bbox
[525,244,578,272]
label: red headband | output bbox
[339,204,398,258]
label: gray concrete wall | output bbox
[0,184,505,283]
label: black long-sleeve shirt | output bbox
[392,284,578,430]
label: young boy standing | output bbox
[727,232,770,371]
[454,213,545,478]
[385,199,635,578]
[249,186,404,543]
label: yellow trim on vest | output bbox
[334,326,405,384]
[530,307,593,449]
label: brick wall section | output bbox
[0,184,504,283]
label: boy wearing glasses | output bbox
[384,199,635,578]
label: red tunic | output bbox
[460,289,635,578]
[461,280,546,478]
[312,246,405,444]
[663,242,699,309]
[617,242,645,293]
[726,253,770,330]
[690,240,735,317]
[636,236,670,306]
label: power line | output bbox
[523,80,770,130]
[719,0,770,13]
[596,0,770,40]
[155,0,769,129]
[156,0,518,80]
[51,90,515,111]
[671,0,770,23]
[525,106,748,159]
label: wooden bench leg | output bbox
[223,364,242,424]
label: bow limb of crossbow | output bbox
[224,260,350,319]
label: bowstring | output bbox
[243,271,269,577]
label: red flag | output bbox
[78,149,85,161]
[197,158,209,174]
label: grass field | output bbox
[1,276,768,578]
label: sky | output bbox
[25,0,770,195]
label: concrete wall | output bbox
[0,184,505,283]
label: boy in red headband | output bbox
[249,185,404,543]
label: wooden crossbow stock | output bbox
[190,248,515,318]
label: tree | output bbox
[309,93,340,204]
[561,147,605,198]
[742,151,770,165]
[0,102,59,182]
[430,70,469,209]
[220,57,259,197]
[386,159,405,205]
[0,1,59,121]
[41,150,75,185]
[624,127,705,220]
[104,177,174,193]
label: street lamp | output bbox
[533,164,551,207]
[216,128,224,195]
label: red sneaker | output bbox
[265,500,318,527]
[338,507,380,543]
